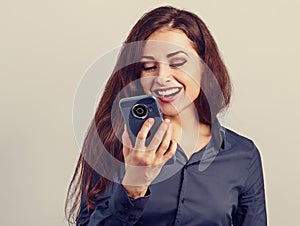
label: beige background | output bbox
[1,0,299,225]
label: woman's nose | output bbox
[156,63,171,85]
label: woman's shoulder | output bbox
[219,127,264,180]
[222,127,261,157]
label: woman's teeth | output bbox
[156,88,181,97]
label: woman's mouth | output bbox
[153,87,182,103]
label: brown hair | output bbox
[65,6,231,224]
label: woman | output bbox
[66,6,267,226]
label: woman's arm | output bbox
[77,182,151,226]
[77,118,176,226]
[232,145,267,226]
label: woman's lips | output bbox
[152,87,182,103]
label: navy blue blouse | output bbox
[77,121,267,226]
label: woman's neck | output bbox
[164,105,211,159]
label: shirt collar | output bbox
[211,118,226,151]
[193,118,226,170]
[164,118,226,168]
[173,118,226,168]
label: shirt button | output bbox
[181,198,185,204]
[129,215,137,221]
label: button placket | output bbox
[174,164,188,225]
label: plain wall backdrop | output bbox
[1,0,299,225]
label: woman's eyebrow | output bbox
[167,50,189,58]
[140,50,189,61]
[140,56,155,61]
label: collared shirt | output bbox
[77,121,267,226]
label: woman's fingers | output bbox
[155,123,173,158]
[147,119,170,150]
[122,125,132,156]
[124,117,176,166]
[134,118,155,150]
[162,139,177,163]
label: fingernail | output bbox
[148,118,154,124]
[165,119,170,124]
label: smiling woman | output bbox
[65,6,267,226]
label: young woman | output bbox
[66,6,267,226]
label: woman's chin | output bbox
[160,104,181,117]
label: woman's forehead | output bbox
[142,41,199,61]
[142,29,198,58]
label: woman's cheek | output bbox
[181,63,202,87]
[140,76,154,94]
[177,75,201,100]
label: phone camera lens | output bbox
[132,104,148,119]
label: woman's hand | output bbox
[121,118,177,199]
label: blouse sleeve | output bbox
[232,144,267,226]
[77,179,151,226]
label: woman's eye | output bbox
[141,63,157,72]
[170,59,187,67]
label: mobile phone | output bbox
[119,94,163,146]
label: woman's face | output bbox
[140,28,203,116]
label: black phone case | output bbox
[119,95,163,146]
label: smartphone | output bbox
[119,94,163,146]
